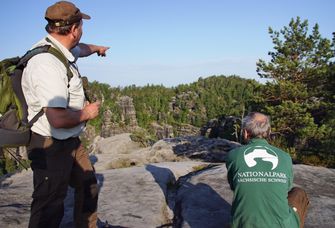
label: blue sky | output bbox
[0,0,334,87]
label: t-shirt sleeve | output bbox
[71,46,80,62]
[288,157,294,191]
[226,150,236,191]
[28,54,68,108]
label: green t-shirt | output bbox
[226,138,300,228]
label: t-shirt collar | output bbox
[249,138,269,145]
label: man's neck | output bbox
[49,33,73,50]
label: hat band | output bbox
[47,15,82,27]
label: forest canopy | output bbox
[88,17,334,167]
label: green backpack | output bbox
[0,44,73,148]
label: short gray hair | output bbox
[242,112,271,138]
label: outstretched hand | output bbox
[96,46,110,57]
[78,44,110,58]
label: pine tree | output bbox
[256,17,335,166]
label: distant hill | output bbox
[85,74,335,168]
[87,74,260,130]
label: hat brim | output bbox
[81,12,91,20]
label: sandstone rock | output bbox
[164,136,240,162]
[101,96,138,138]
[200,116,241,142]
[117,96,138,128]
[93,135,239,171]
[174,164,335,228]
[174,164,233,227]
[150,122,174,139]
[93,133,143,171]
[93,134,187,171]
[1,163,334,228]
[0,134,334,228]
[175,124,200,136]
[96,133,141,155]
[0,170,32,228]
[96,162,205,228]
[101,109,113,137]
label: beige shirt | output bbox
[22,35,85,139]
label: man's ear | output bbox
[243,129,249,140]
[243,129,249,138]
[71,22,80,31]
[70,25,77,36]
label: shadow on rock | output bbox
[174,181,231,228]
[146,164,232,227]
[166,136,240,162]
[90,155,105,190]
[145,164,176,211]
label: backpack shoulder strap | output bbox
[44,37,91,102]
[17,45,50,67]
[18,43,73,86]
[47,49,73,86]
[45,37,73,85]
[16,42,74,127]
[11,46,53,126]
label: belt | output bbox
[31,131,78,141]
[31,131,52,139]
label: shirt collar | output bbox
[46,34,76,62]
[248,138,269,145]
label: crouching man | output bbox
[226,112,309,228]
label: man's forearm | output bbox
[78,43,109,57]
[77,43,95,57]
[45,102,100,129]
[45,107,90,129]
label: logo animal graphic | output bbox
[244,148,278,170]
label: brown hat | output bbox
[45,1,90,27]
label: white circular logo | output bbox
[244,146,278,170]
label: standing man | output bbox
[22,1,109,227]
[226,112,309,228]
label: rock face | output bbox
[91,134,240,171]
[174,164,233,227]
[117,96,138,128]
[169,92,199,114]
[169,91,207,129]
[167,136,240,162]
[200,116,241,142]
[0,134,334,228]
[175,123,200,136]
[96,162,204,228]
[101,109,115,137]
[101,96,138,138]
[150,122,174,139]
